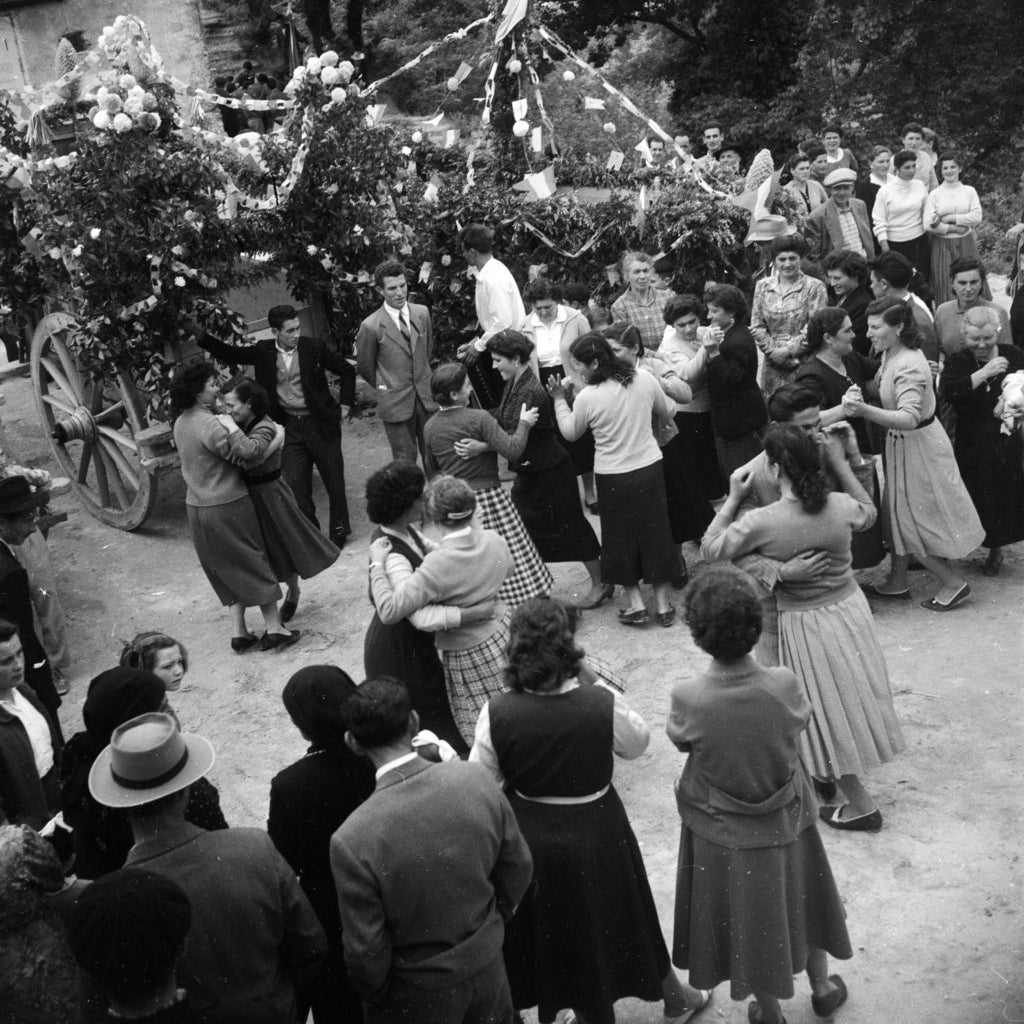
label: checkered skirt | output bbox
[476,486,554,607]
[442,613,511,744]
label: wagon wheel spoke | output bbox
[93,400,126,424]
[53,335,85,397]
[78,441,94,484]
[99,436,140,491]
[96,444,130,508]
[96,423,139,453]
[40,393,77,417]
[39,356,81,405]
[91,439,112,506]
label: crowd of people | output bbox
[1,110,1023,1024]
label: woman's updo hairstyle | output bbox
[430,362,468,406]
[424,475,476,526]
[865,294,920,348]
[568,332,635,386]
[683,565,762,661]
[504,597,585,693]
[805,307,849,354]
[707,284,748,322]
[763,423,829,514]
[771,232,806,259]
[893,148,917,171]
[599,321,644,357]
[225,375,270,421]
[168,361,217,418]
[119,632,189,675]
[489,329,535,365]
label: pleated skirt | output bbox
[781,588,906,779]
[440,613,511,744]
[476,486,554,607]
[187,497,281,607]
[504,787,669,1022]
[672,823,852,1000]
[248,478,340,581]
[883,421,985,558]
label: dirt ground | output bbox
[1,322,1022,1024]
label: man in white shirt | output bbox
[457,223,527,407]
[0,619,62,828]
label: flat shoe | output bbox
[813,777,838,803]
[656,605,676,627]
[748,1003,786,1024]
[811,974,848,1017]
[983,552,1004,577]
[819,805,882,832]
[665,988,712,1023]
[259,629,301,652]
[920,583,971,612]
[617,607,649,626]
[862,583,910,599]
[576,583,615,610]
[231,633,259,654]
[281,595,299,624]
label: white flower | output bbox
[411,130,422,143]
[48,247,61,259]
[142,92,158,111]
[507,58,522,74]
[329,87,346,105]
[320,66,340,86]
[321,50,339,67]
[124,97,144,116]
[292,66,307,81]
[603,121,617,135]
[306,244,318,255]
[306,56,322,74]
[119,74,137,89]
[93,111,111,130]
[284,80,298,96]
[71,244,83,257]
[563,70,575,82]
[96,86,109,102]
[128,84,145,99]
[113,113,133,133]
[171,245,184,256]
[512,119,530,138]
[90,227,101,240]
[337,61,355,83]
[102,94,123,113]
[441,254,451,266]
[174,276,186,287]
[446,77,459,92]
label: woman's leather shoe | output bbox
[617,607,649,626]
[819,805,882,832]
[259,630,301,652]
[231,633,259,654]
[811,975,848,1017]
[577,584,614,610]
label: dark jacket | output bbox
[705,324,768,439]
[198,334,356,440]
[0,542,58,717]
[0,685,62,828]
[836,284,874,356]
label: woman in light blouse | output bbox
[872,149,930,281]
[925,152,988,304]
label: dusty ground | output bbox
[1,324,1022,1024]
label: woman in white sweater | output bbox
[873,149,930,283]
[925,152,987,304]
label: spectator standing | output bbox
[805,169,875,273]
[1004,168,1024,344]
[821,123,859,176]
[873,150,930,281]
[330,677,534,1024]
[783,152,827,217]
[857,146,893,249]
[611,251,675,352]
[895,123,939,190]
[869,252,939,361]
[823,250,875,355]
[933,257,1010,356]
[695,123,723,173]
[356,261,437,465]
[925,155,988,304]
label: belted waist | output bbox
[514,784,610,806]
[890,412,935,434]
[245,469,281,485]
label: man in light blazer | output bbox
[330,677,532,1024]
[356,261,437,464]
[805,168,876,276]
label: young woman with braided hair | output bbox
[701,423,905,832]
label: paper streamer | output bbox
[481,60,498,125]
[524,49,557,153]
[536,25,727,199]
[519,219,613,260]
[362,14,494,96]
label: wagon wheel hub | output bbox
[51,404,98,444]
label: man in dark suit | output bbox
[355,261,437,464]
[330,678,533,1024]
[198,304,356,547]
[805,168,875,276]
[0,475,60,724]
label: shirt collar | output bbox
[276,342,297,358]
[374,751,419,780]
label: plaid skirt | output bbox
[441,613,511,744]
[476,486,554,607]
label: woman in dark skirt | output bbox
[602,322,715,585]
[169,362,292,653]
[363,462,475,754]
[470,598,712,1024]
[221,376,339,625]
[939,305,1024,576]
[454,329,607,609]
[548,333,679,627]
[670,566,852,1024]
[268,666,376,1024]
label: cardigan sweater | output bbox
[423,406,530,489]
[172,405,249,508]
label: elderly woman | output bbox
[660,294,724,500]
[547,333,679,626]
[783,152,827,216]
[925,153,988,304]
[751,234,828,399]
[843,297,984,608]
[521,278,597,509]
[602,322,713,585]
[471,597,712,1024]
[59,668,227,879]
[363,461,488,754]
[268,666,376,1024]
[454,330,606,608]
[221,376,340,627]
[705,285,769,478]
[610,251,675,352]
[872,150,930,280]
[169,361,292,652]
[368,475,513,743]
[939,305,1024,576]
[118,631,189,692]
[669,566,852,1024]
[822,250,874,354]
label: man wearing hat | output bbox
[0,474,60,721]
[805,168,876,274]
[90,712,327,1023]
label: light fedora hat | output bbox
[89,712,215,809]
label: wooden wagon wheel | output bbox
[30,312,158,530]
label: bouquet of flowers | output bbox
[997,369,1024,436]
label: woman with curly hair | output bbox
[669,565,852,1024]
[471,597,712,1024]
[701,424,905,831]
[169,361,293,652]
